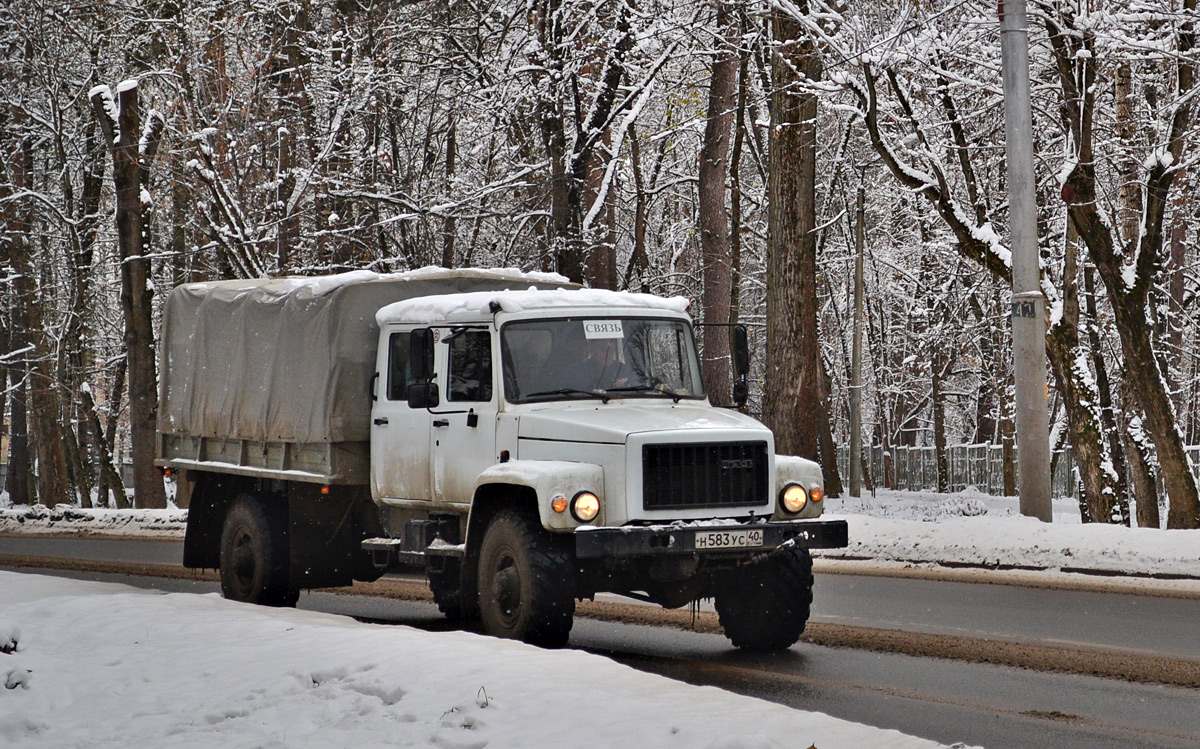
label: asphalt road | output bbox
[4,535,1199,662]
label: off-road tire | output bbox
[477,509,575,647]
[219,495,298,607]
[715,547,813,651]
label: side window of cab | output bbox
[447,331,493,402]
[387,332,412,401]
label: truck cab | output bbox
[365,288,847,648]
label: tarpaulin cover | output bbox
[158,269,570,444]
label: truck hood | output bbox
[517,403,770,445]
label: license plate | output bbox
[694,529,764,550]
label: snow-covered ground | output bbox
[0,571,962,748]
[819,489,1200,582]
[0,503,187,537]
[4,488,1197,746]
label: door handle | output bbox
[433,419,449,428]
[373,417,389,426]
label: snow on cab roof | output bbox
[377,287,691,326]
[180,265,570,297]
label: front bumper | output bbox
[573,519,848,559]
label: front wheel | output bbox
[476,510,575,647]
[219,495,297,607]
[714,547,813,651]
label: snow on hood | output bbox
[377,287,690,326]
[517,403,769,444]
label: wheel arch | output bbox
[461,483,539,615]
[183,471,258,569]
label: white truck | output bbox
[158,268,847,649]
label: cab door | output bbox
[431,328,499,506]
[370,327,432,503]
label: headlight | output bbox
[780,483,808,514]
[571,491,600,522]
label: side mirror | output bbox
[732,379,749,407]
[409,328,434,382]
[732,325,750,379]
[407,382,440,409]
[732,325,749,408]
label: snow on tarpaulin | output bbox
[0,571,954,749]
[158,268,573,445]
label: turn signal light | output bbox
[552,495,569,513]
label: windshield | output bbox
[501,317,705,403]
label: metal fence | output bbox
[837,444,1080,497]
[839,444,1200,498]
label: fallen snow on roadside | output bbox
[819,489,1200,579]
[0,503,186,537]
[0,571,956,749]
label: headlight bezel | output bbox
[570,490,601,523]
[780,482,809,514]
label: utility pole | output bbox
[849,178,865,498]
[999,0,1053,521]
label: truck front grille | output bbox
[642,441,768,510]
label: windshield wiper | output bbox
[605,383,685,403]
[524,388,611,404]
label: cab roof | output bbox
[376,287,691,326]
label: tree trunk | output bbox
[1082,263,1132,525]
[1000,376,1017,496]
[5,91,70,506]
[622,124,650,291]
[1045,228,1122,522]
[763,3,825,461]
[729,33,749,335]
[90,82,167,509]
[0,111,31,506]
[3,313,31,505]
[442,117,458,268]
[932,353,949,493]
[528,0,634,284]
[1122,419,1160,528]
[817,355,844,496]
[81,383,125,508]
[698,0,737,406]
[61,110,107,508]
[1050,5,1200,528]
[14,254,72,508]
[97,356,129,509]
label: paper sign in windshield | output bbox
[583,320,624,339]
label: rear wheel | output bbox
[219,495,297,607]
[477,510,574,647]
[715,547,813,651]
